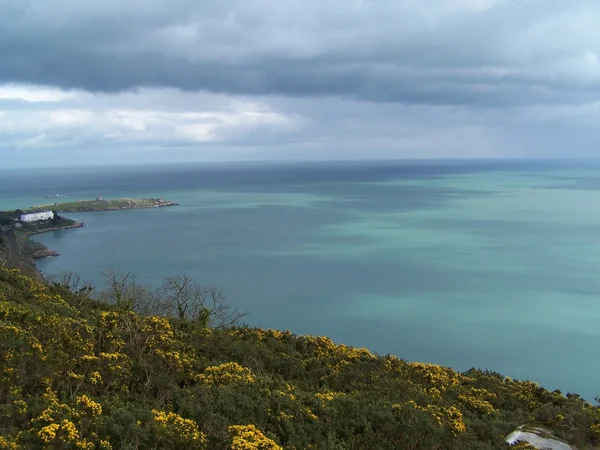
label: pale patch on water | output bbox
[341,290,600,337]
[190,190,335,209]
[359,171,576,191]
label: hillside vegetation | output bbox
[0,267,599,449]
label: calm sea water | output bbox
[1,160,599,399]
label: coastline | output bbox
[14,198,178,278]
[9,198,179,269]
[26,224,86,263]
[25,222,85,236]
[50,203,178,213]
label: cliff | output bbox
[0,229,56,280]
[0,267,598,449]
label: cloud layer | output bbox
[1,0,599,165]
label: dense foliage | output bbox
[0,267,598,449]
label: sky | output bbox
[1,0,600,167]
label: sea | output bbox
[1,160,599,400]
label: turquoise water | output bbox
[1,161,599,399]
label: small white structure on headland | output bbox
[20,210,54,223]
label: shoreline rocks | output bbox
[31,248,60,259]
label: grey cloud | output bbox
[2,0,599,106]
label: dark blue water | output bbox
[1,160,599,400]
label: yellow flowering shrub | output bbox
[76,395,102,416]
[302,406,318,421]
[436,406,467,435]
[315,391,344,402]
[229,328,293,343]
[37,423,60,443]
[507,379,543,410]
[24,387,107,449]
[458,388,497,415]
[142,316,174,344]
[0,435,19,450]
[37,419,81,445]
[393,401,467,435]
[197,362,256,385]
[406,362,462,393]
[151,409,206,449]
[1,267,599,450]
[229,424,282,450]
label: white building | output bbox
[20,210,54,223]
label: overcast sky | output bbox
[1,0,599,167]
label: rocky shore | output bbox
[31,248,60,259]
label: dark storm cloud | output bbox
[2,0,598,106]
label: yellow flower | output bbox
[302,407,318,421]
[38,423,60,443]
[278,411,294,421]
[99,439,113,449]
[37,408,54,422]
[75,440,95,449]
[76,395,103,416]
[12,400,27,415]
[31,342,43,352]
[88,371,103,385]
[59,419,80,442]
[229,424,282,450]
[0,435,19,449]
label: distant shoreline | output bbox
[29,198,179,213]
[1,198,178,279]
[25,222,86,236]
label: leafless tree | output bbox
[98,267,160,315]
[90,268,246,328]
[158,273,246,328]
[49,271,94,306]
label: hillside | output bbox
[0,267,598,449]
[0,229,56,280]
[28,198,178,213]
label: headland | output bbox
[29,197,179,213]
[0,197,178,278]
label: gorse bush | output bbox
[0,267,599,449]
